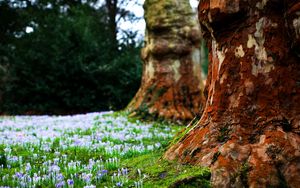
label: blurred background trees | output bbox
[0,0,143,114]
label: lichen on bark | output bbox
[127,0,205,122]
[165,0,300,187]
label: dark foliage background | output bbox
[0,0,142,114]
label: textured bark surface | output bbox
[127,0,204,122]
[165,0,300,187]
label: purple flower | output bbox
[25,163,31,172]
[122,168,128,175]
[67,179,74,185]
[74,139,82,146]
[15,172,23,179]
[116,182,123,187]
[49,164,60,173]
[82,173,92,183]
[57,173,64,181]
[97,169,108,179]
[55,181,65,188]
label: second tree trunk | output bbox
[128,0,205,122]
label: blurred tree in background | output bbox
[0,0,142,114]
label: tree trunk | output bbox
[127,0,205,122]
[165,0,300,187]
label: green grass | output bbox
[0,111,211,187]
[122,151,211,188]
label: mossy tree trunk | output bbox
[128,0,205,122]
[165,0,300,187]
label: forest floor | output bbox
[0,111,210,188]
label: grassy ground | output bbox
[0,111,210,187]
[122,152,210,188]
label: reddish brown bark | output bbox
[165,0,300,187]
[127,0,205,122]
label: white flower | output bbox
[49,165,60,173]
[83,185,96,188]
[4,147,11,154]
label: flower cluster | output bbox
[0,112,178,187]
